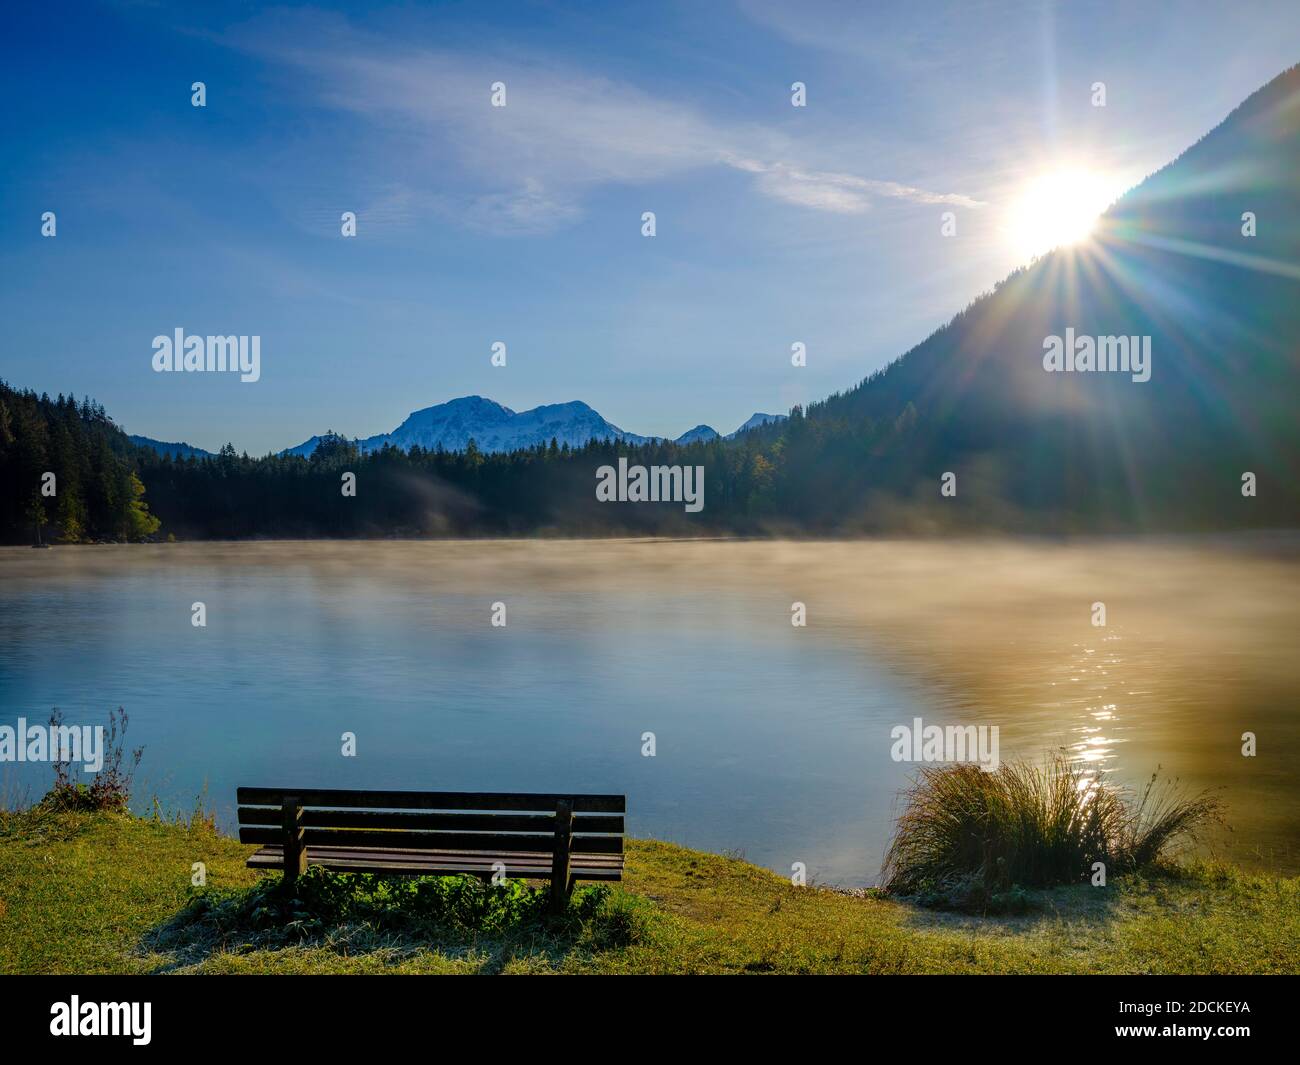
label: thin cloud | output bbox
[727,156,985,212]
[224,12,983,232]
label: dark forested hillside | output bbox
[0,383,161,544]
[758,63,1300,531]
[2,67,1298,542]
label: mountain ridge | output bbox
[127,435,214,460]
[275,398,786,457]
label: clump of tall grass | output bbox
[40,707,142,813]
[881,755,1222,903]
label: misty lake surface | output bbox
[2,538,1297,885]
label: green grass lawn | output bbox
[1,807,1297,974]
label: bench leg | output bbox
[282,797,307,890]
[550,799,573,914]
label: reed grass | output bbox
[881,755,1223,899]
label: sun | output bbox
[1006,167,1127,262]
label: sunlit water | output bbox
[1,538,1297,885]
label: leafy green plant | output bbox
[154,866,651,960]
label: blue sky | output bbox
[2,0,1297,454]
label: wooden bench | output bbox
[237,787,625,912]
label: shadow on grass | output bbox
[141,866,654,973]
[889,860,1223,935]
[889,877,1128,935]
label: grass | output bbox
[882,757,1223,907]
[1,805,1296,974]
[147,864,650,969]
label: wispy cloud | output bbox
[726,156,984,213]
[224,11,982,233]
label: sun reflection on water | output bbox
[1057,635,1133,791]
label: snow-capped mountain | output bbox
[284,396,652,457]
[145,399,786,459]
[278,398,789,457]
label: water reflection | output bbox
[1,536,1297,881]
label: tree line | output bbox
[0,382,159,544]
[4,333,1295,545]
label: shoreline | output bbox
[2,807,1297,975]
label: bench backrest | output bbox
[236,787,625,856]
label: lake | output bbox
[1,537,1297,885]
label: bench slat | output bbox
[248,845,623,865]
[237,787,624,813]
[236,807,623,834]
[238,826,624,855]
[247,845,624,882]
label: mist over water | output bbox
[2,537,1296,885]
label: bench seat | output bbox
[247,843,625,881]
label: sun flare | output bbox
[1006,168,1128,262]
